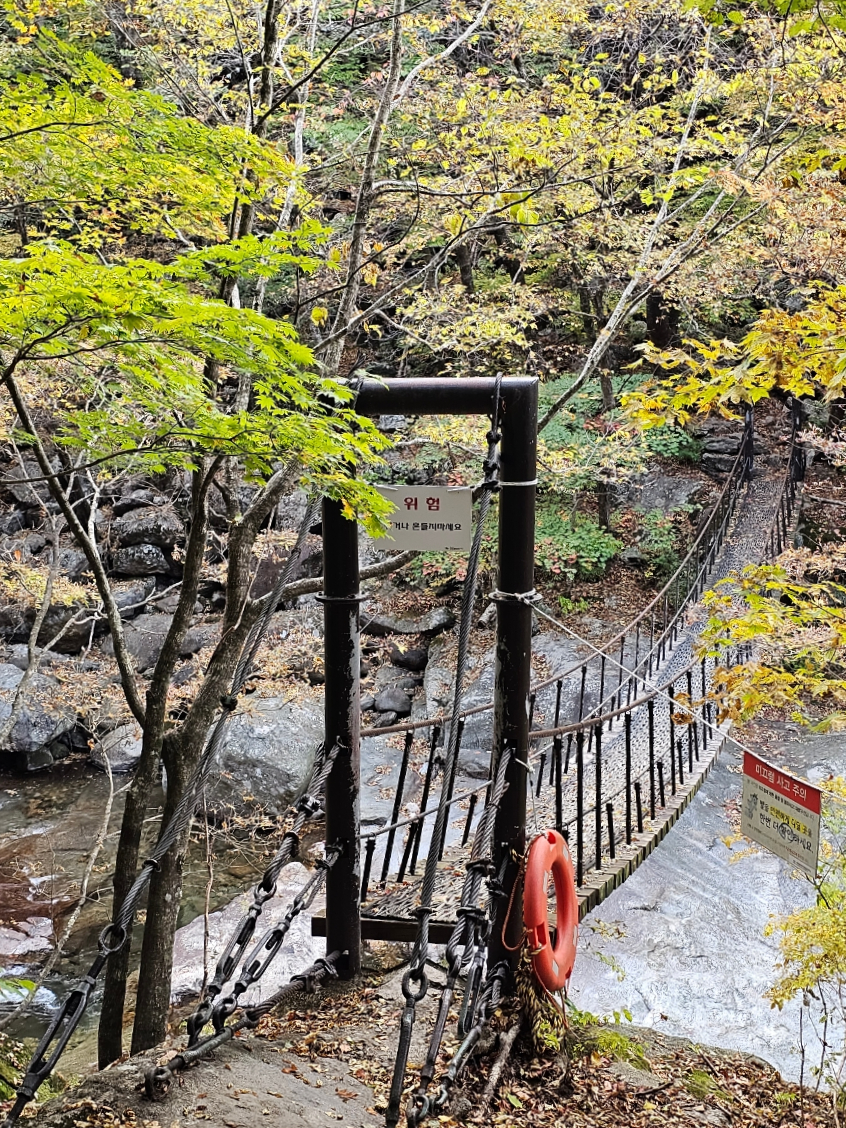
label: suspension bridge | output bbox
[0,377,805,1128]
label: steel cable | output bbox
[385,374,503,1128]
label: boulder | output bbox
[0,593,100,654]
[112,489,162,517]
[4,644,70,671]
[170,862,323,1003]
[635,471,705,515]
[375,711,398,727]
[113,577,156,619]
[702,454,737,478]
[360,694,376,712]
[363,607,455,638]
[396,675,422,690]
[374,687,412,716]
[111,505,184,549]
[457,747,491,780]
[58,547,91,581]
[701,435,741,455]
[91,722,143,773]
[100,613,216,671]
[0,458,51,507]
[111,543,172,575]
[388,643,429,671]
[204,695,324,816]
[0,510,26,536]
[275,488,310,533]
[39,600,101,653]
[0,915,54,959]
[0,662,76,770]
[250,542,292,600]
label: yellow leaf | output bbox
[310,306,329,326]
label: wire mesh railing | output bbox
[362,404,805,908]
[359,412,752,891]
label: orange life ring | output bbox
[523,829,578,994]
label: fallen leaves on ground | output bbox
[252,974,839,1128]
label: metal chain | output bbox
[143,847,342,1096]
[403,748,512,1128]
[434,959,511,1111]
[384,375,504,1128]
[186,742,338,1044]
[145,949,344,1101]
[209,845,340,1033]
[1,493,322,1128]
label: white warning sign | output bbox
[374,485,472,551]
[741,751,821,877]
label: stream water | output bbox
[0,761,295,1042]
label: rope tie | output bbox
[488,588,540,605]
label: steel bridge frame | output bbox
[320,376,538,976]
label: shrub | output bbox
[638,510,686,578]
[535,504,621,582]
[643,426,701,462]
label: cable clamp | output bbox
[498,478,538,487]
[315,592,366,605]
[220,693,239,711]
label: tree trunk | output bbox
[455,243,475,293]
[97,744,162,1066]
[599,371,615,413]
[597,480,612,530]
[646,291,680,349]
[130,737,189,1053]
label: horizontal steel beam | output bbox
[351,375,537,418]
[311,912,455,945]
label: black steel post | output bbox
[594,724,602,869]
[634,781,644,834]
[657,761,665,808]
[381,729,414,884]
[554,734,563,833]
[550,680,562,784]
[606,802,616,860]
[668,681,675,790]
[396,819,419,885]
[409,724,440,876]
[625,712,632,845]
[461,794,478,847]
[576,730,584,886]
[360,836,376,904]
[612,635,625,727]
[322,497,361,977]
[535,751,546,798]
[677,738,685,786]
[490,377,538,968]
[670,715,676,796]
[648,697,656,820]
